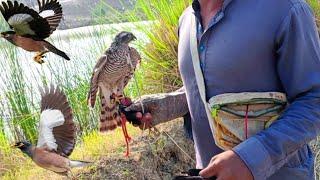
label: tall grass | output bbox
[0,47,39,143]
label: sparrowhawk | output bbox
[87,31,141,133]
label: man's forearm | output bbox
[155,89,189,125]
[135,88,189,126]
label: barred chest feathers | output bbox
[103,45,132,78]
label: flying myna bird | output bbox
[87,31,141,155]
[13,85,91,175]
[0,0,70,64]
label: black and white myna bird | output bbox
[12,85,91,175]
[0,0,70,64]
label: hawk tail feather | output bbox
[99,95,121,132]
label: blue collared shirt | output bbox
[178,0,320,179]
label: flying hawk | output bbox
[0,0,70,64]
[13,85,91,175]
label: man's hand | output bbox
[200,150,253,180]
[122,95,162,130]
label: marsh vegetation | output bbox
[0,0,319,179]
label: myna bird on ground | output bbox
[0,0,70,64]
[12,85,91,176]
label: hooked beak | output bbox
[133,36,137,41]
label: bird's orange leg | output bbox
[33,50,49,64]
[121,113,132,157]
[111,93,132,156]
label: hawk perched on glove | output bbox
[87,31,141,132]
[0,0,70,64]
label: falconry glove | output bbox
[118,97,142,126]
[124,89,189,127]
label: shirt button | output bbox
[217,13,224,19]
[199,45,205,51]
[215,12,224,22]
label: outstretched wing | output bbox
[87,55,108,108]
[0,1,51,38]
[37,85,76,157]
[37,0,63,34]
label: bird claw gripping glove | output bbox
[119,97,143,126]
[121,90,189,127]
[173,169,216,180]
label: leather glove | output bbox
[122,90,189,129]
[119,97,143,126]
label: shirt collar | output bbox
[192,0,233,13]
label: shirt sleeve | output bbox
[233,3,320,179]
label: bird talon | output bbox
[33,55,45,64]
[110,93,124,104]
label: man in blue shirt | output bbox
[126,0,320,179]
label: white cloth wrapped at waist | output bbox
[209,92,287,106]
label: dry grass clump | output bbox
[75,119,195,180]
